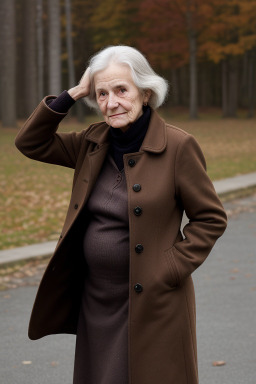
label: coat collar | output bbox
[140,109,167,153]
[85,109,167,154]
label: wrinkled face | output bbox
[94,63,149,132]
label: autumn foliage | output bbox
[80,0,256,117]
[1,0,256,125]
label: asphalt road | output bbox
[1,194,256,384]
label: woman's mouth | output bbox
[109,112,126,118]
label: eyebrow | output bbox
[96,83,129,93]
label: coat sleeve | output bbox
[15,96,86,169]
[170,134,227,284]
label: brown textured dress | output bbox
[73,154,130,384]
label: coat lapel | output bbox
[140,109,167,154]
[60,126,110,240]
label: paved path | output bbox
[212,171,256,195]
[0,194,256,383]
[1,171,256,266]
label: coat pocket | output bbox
[164,246,181,288]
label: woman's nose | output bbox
[107,93,119,109]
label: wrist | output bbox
[67,87,81,101]
[48,90,75,113]
[68,85,90,101]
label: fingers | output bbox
[79,67,91,87]
[68,67,92,100]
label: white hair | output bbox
[84,45,169,110]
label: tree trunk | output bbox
[199,63,212,108]
[228,57,238,117]
[240,51,248,108]
[221,60,228,117]
[24,0,38,115]
[171,68,179,106]
[0,0,16,127]
[65,0,75,89]
[213,63,222,107]
[47,0,61,95]
[36,0,44,100]
[64,0,85,122]
[248,50,256,118]
[179,66,189,106]
[189,31,198,119]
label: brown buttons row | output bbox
[128,158,136,167]
[134,283,143,293]
[134,206,142,216]
[130,160,143,293]
[135,244,144,253]
[133,183,141,192]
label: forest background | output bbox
[0,0,256,250]
[1,0,256,126]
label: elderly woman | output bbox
[15,45,227,384]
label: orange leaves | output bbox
[134,0,256,67]
[71,0,256,71]
[199,0,256,63]
[0,258,49,290]
[0,128,73,250]
[136,0,192,69]
[212,360,226,366]
[89,0,140,50]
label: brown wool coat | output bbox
[15,97,227,384]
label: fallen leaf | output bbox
[22,361,32,365]
[50,361,59,367]
[212,361,226,367]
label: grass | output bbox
[1,112,256,250]
[219,185,256,203]
[162,112,256,180]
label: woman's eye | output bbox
[120,88,126,94]
[97,91,107,99]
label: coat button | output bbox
[74,203,79,209]
[134,206,142,216]
[135,244,144,253]
[134,283,143,293]
[133,184,141,192]
[128,159,136,167]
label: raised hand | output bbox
[67,67,91,101]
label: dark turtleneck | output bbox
[109,105,151,170]
[48,91,151,171]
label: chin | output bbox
[111,121,129,129]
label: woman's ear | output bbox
[143,89,152,105]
